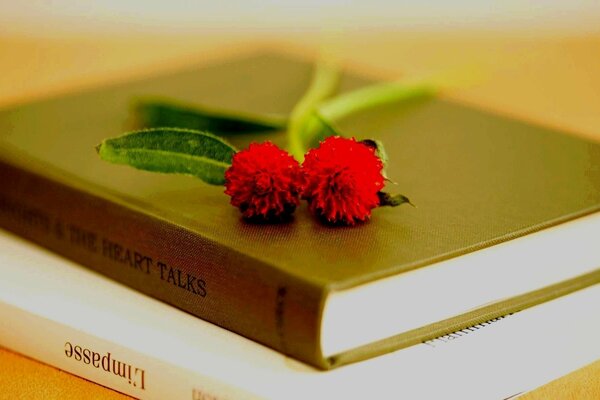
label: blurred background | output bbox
[0,1,599,142]
[2,1,599,36]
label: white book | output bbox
[0,228,598,400]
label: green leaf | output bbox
[377,192,415,207]
[360,139,389,179]
[135,99,287,134]
[96,128,237,185]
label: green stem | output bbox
[287,61,341,161]
[318,80,436,123]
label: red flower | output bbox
[302,136,385,225]
[225,142,302,220]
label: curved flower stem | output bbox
[318,80,436,123]
[287,61,341,161]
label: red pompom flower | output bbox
[225,142,302,220]
[302,136,385,225]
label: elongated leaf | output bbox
[135,99,287,134]
[97,128,237,185]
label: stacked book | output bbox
[1,53,599,399]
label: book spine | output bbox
[0,301,258,400]
[0,159,326,368]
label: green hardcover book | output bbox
[0,53,599,370]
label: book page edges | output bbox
[326,268,599,368]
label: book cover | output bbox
[0,52,599,369]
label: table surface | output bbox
[0,32,599,399]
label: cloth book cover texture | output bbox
[0,53,599,369]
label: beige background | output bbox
[2,1,600,34]
[0,30,599,398]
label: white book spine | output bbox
[0,301,256,400]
